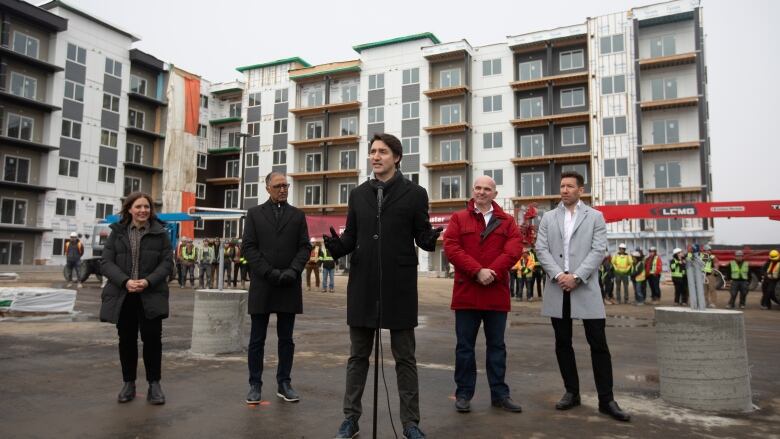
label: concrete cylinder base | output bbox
[655,307,753,413]
[190,289,248,355]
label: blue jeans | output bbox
[322,267,334,290]
[248,313,296,387]
[633,280,646,304]
[454,310,510,402]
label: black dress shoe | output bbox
[277,382,300,402]
[147,381,165,405]
[455,397,470,413]
[599,400,631,422]
[117,381,135,403]
[246,383,261,404]
[492,397,523,413]
[555,392,581,410]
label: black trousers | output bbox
[647,275,662,300]
[343,326,419,428]
[761,278,779,308]
[117,293,162,382]
[673,277,688,304]
[550,291,614,404]
[248,313,296,387]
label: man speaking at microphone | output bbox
[323,133,442,439]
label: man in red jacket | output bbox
[443,175,523,414]
[645,246,663,304]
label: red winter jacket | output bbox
[645,254,663,276]
[443,200,523,312]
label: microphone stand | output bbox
[372,185,383,439]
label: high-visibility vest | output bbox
[670,259,685,278]
[521,254,535,278]
[767,261,780,280]
[199,246,214,264]
[632,260,646,282]
[319,246,333,262]
[612,253,633,274]
[182,246,196,261]
[730,260,749,281]
[240,256,247,265]
[649,255,661,275]
[702,253,714,274]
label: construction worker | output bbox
[599,251,615,305]
[175,237,187,287]
[760,249,780,310]
[198,239,215,289]
[509,257,520,299]
[531,249,544,298]
[631,250,646,305]
[611,243,633,304]
[669,248,688,306]
[728,250,750,309]
[180,238,197,288]
[231,239,243,288]
[520,249,536,301]
[701,244,718,308]
[645,247,663,304]
[223,240,236,286]
[64,232,84,288]
[240,255,249,289]
[305,238,321,292]
[319,242,336,293]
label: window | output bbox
[61,119,81,140]
[64,80,84,102]
[601,75,626,95]
[654,162,681,188]
[483,132,503,149]
[0,240,23,265]
[0,198,26,225]
[195,183,206,200]
[441,176,461,199]
[604,158,628,177]
[244,183,259,198]
[245,152,259,168]
[305,88,324,107]
[226,160,240,178]
[10,72,37,99]
[340,117,357,136]
[339,183,357,204]
[368,106,384,124]
[248,122,260,137]
[520,134,544,157]
[402,102,419,119]
[482,58,502,76]
[228,131,241,147]
[12,32,38,58]
[3,156,30,183]
[52,238,65,256]
[655,218,683,232]
[103,93,120,112]
[66,43,87,65]
[402,68,419,85]
[561,126,587,146]
[651,78,678,101]
[368,73,384,90]
[562,164,588,184]
[55,198,77,216]
[197,153,207,169]
[341,84,358,102]
[248,92,261,107]
[224,189,239,209]
[123,176,141,196]
[652,119,679,144]
[126,143,143,164]
[305,153,322,172]
[440,139,461,161]
[275,88,288,103]
[519,97,543,118]
[650,35,676,58]
[340,150,357,170]
[306,121,323,139]
[7,114,34,141]
[273,150,286,165]
[406,173,419,185]
[440,104,461,124]
[483,95,503,112]
[484,169,504,185]
[603,116,627,136]
[100,129,118,148]
[402,137,419,154]
[440,69,461,87]
[521,172,545,197]
[304,185,321,205]
[559,49,584,71]
[560,88,585,108]
[224,219,238,237]
[95,203,113,219]
[200,94,209,108]
[274,119,288,134]
[98,165,116,183]
[198,124,208,138]
[229,102,241,118]
[600,34,625,55]
[518,60,543,81]
[194,219,204,230]
[59,158,78,177]
[130,75,147,95]
[105,58,122,77]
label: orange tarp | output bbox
[180,191,195,239]
[184,77,200,135]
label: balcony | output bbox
[289,134,360,149]
[126,126,165,139]
[0,90,61,112]
[0,46,63,73]
[210,81,244,98]
[124,161,163,173]
[209,116,242,125]
[0,223,53,233]
[289,60,361,82]
[511,193,591,204]
[422,160,470,171]
[641,141,700,154]
[205,177,240,186]
[510,111,589,129]
[510,71,588,92]
[641,186,702,195]
[0,135,58,152]
[128,92,168,107]
[288,169,360,180]
[423,122,471,135]
[429,198,469,209]
[0,180,56,193]
[639,96,698,112]
[639,52,697,70]
[422,40,473,62]
[289,101,361,118]
[508,24,587,54]
[207,146,240,155]
[423,85,469,100]
[510,152,590,166]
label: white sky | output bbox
[50,0,780,245]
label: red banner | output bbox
[595,200,780,223]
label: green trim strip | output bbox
[236,56,311,72]
[353,32,440,53]
[207,147,241,154]
[290,65,361,80]
[209,117,242,125]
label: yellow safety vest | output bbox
[670,259,685,278]
[612,253,633,274]
[730,261,749,281]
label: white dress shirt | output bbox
[475,204,493,226]
[562,200,583,273]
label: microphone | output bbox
[377,186,383,216]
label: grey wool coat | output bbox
[535,202,608,319]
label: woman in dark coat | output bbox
[100,192,173,405]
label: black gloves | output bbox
[278,268,298,286]
[322,226,346,259]
[420,226,444,251]
[266,269,281,285]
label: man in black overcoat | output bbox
[241,172,311,404]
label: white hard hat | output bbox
[703,244,712,251]
[631,251,641,257]
[735,250,744,256]
[70,232,78,238]
[310,237,317,243]
[618,243,626,249]
[649,246,657,252]
[673,248,682,255]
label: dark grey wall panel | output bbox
[402,84,420,103]
[401,119,420,138]
[62,99,83,121]
[244,197,258,209]
[245,138,260,151]
[101,110,120,130]
[274,103,288,119]
[103,74,122,95]
[247,106,262,122]
[401,153,420,172]
[273,134,287,150]
[65,61,85,83]
[244,166,258,182]
[59,137,81,159]
[272,164,287,174]
[553,124,590,154]
[514,50,548,79]
[98,146,117,165]
[367,123,384,139]
[367,89,385,108]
